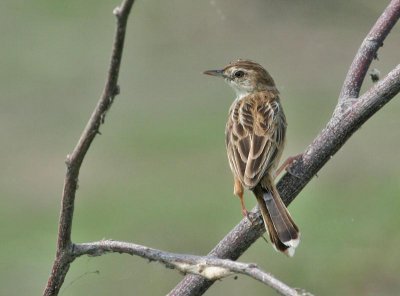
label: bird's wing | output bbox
[225,93,286,189]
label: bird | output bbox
[204,59,300,256]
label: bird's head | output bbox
[204,59,278,98]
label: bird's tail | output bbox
[253,185,300,256]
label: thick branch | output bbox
[72,240,302,296]
[43,1,135,295]
[337,0,400,108]
[280,64,400,204]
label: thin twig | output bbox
[72,240,301,296]
[336,0,400,114]
[168,1,400,293]
[43,1,135,295]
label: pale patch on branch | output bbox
[174,262,233,279]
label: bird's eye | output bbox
[234,70,244,78]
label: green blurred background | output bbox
[1,0,400,295]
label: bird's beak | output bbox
[203,69,225,78]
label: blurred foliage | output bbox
[1,0,400,295]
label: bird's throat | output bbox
[233,88,252,100]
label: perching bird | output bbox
[204,59,300,256]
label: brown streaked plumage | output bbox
[204,59,300,256]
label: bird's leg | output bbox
[275,153,303,178]
[234,178,246,217]
[234,178,253,223]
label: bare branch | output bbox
[43,1,135,295]
[168,0,400,291]
[337,0,400,113]
[72,240,303,296]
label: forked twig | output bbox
[73,240,301,296]
[43,1,135,295]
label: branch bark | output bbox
[72,240,303,296]
[43,1,135,295]
[168,1,400,295]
